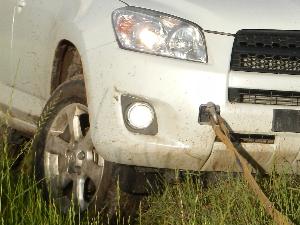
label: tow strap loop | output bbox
[205,102,293,225]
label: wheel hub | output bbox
[77,151,85,160]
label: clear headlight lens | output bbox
[112,7,207,63]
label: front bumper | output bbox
[83,32,300,174]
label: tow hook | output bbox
[205,102,219,124]
[204,102,293,225]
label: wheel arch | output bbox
[50,40,84,94]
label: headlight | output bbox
[112,7,207,63]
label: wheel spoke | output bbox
[72,176,88,211]
[54,196,71,214]
[73,115,82,142]
[45,134,69,156]
[47,174,62,197]
[60,171,73,189]
[80,130,94,151]
[44,152,59,177]
[81,159,103,187]
[47,172,71,196]
[65,105,83,142]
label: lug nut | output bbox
[77,151,86,160]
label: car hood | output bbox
[120,0,300,34]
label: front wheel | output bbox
[33,76,141,223]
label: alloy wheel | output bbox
[43,103,104,213]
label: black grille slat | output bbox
[231,30,300,75]
[216,133,275,144]
[228,88,300,106]
[232,47,300,56]
[231,133,275,144]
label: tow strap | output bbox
[205,102,293,225]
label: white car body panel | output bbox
[83,33,300,173]
[0,0,300,173]
[11,0,61,100]
[0,1,14,88]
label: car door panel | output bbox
[0,0,15,101]
[5,0,62,122]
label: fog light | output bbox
[126,102,154,129]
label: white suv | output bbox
[1,0,300,220]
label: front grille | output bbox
[216,133,275,144]
[231,133,275,144]
[228,88,300,106]
[231,30,300,75]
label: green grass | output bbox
[141,173,300,225]
[1,127,300,225]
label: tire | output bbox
[33,76,142,223]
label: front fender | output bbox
[54,0,125,55]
